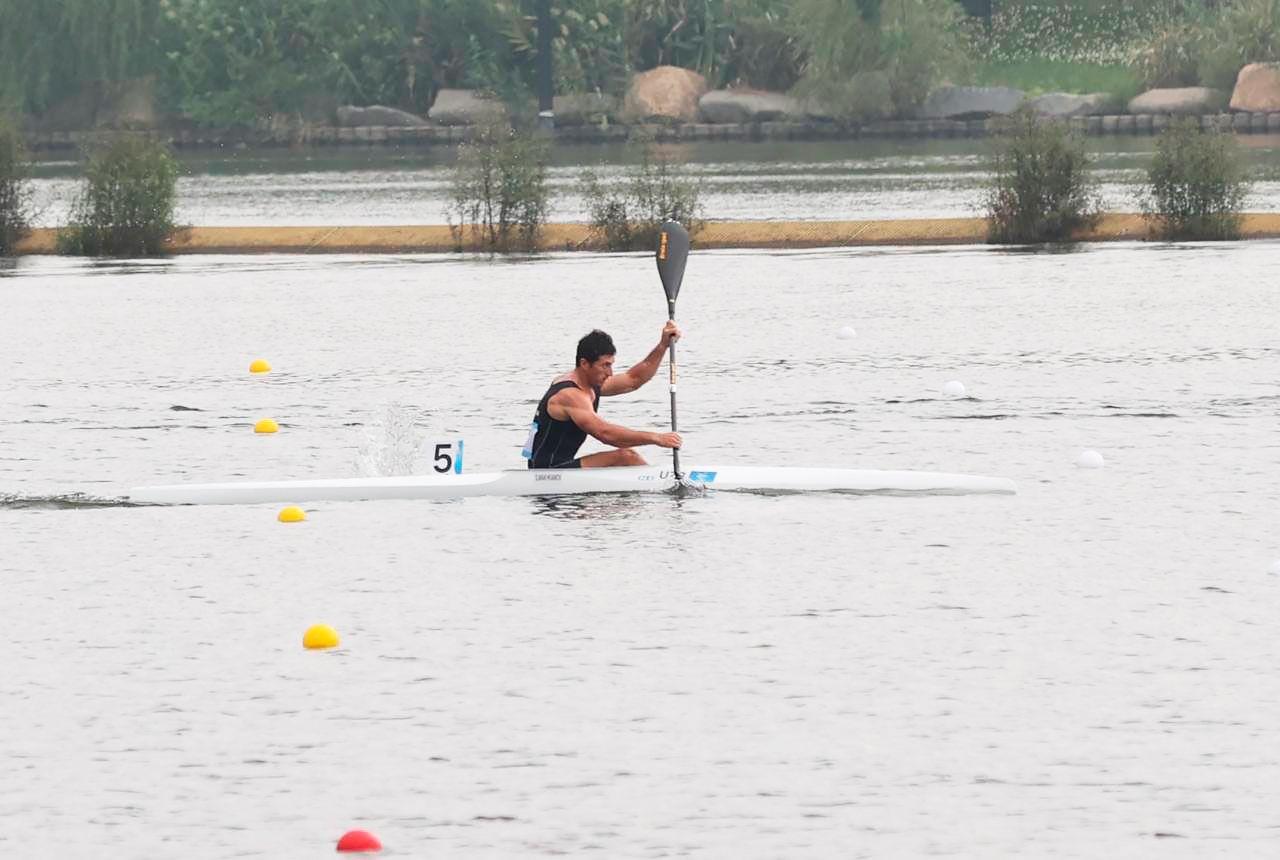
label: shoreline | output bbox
[22,112,1280,153]
[13,215,1280,255]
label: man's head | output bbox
[576,329,616,387]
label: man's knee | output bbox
[618,448,645,466]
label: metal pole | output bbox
[536,0,555,130]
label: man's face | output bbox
[581,354,615,387]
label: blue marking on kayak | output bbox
[455,439,464,474]
[688,470,716,483]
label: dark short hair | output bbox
[576,329,616,365]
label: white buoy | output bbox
[1269,560,1280,576]
[1076,449,1105,469]
[838,326,857,339]
[942,380,966,398]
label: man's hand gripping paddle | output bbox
[656,221,699,492]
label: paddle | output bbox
[655,221,690,480]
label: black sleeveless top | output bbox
[526,380,600,468]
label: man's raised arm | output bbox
[601,321,681,396]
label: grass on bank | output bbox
[972,59,1141,104]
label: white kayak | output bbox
[129,465,1015,505]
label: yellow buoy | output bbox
[254,418,279,434]
[303,624,340,650]
[278,505,306,523]
[249,359,272,374]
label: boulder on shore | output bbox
[698,89,800,123]
[1128,87,1228,115]
[429,90,506,126]
[552,93,618,126]
[623,66,708,123]
[1027,92,1117,118]
[918,86,1025,119]
[1230,62,1280,113]
[335,105,428,127]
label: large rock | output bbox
[698,89,800,123]
[1230,62,1280,113]
[1027,92,1117,118]
[552,93,618,126]
[335,105,428,127]
[918,86,1025,119]
[1128,87,1228,115]
[429,89,506,126]
[623,66,708,123]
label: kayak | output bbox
[128,465,1016,505]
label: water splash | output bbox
[0,493,134,510]
[355,402,424,477]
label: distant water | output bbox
[2,244,1279,857]
[25,136,1280,228]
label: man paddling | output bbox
[524,325,682,469]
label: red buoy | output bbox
[336,829,382,853]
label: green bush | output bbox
[579,138,704,251]
[789,0,972,120]
[983,108,1101,244]
[0,119,32,256]
[58,136,180,256]
[1138,117,1250,241]
[448,122,550,253]
[1199,0,1280,91]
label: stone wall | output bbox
[22,112,1280,153]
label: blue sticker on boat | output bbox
[455,439,464,474]
[689,471,717,483]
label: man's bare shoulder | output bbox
[548,379,591,405]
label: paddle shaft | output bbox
[667,301,681,478]
[655,220,690,482]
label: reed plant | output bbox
[1138,118,1250,241]
[0,118,32,256]
[983,108,1101,244]
[1198,0,1280,90]
[579,137,704,252]
[58,136,180,256]
[448,122,550,253]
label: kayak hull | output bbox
[128,465,1016,505]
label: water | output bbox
[25,136,1280,227]
[2,245,1279,857]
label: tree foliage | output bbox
[58,136,180,256]
[1139,117,1250,241]
[0,118,32,256]
[789,0,972,120]
[449,122,550,252]
[984,108,1101,244]
[580,136,705,251]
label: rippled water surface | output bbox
[2,244,1279,857]
[27,136,1280,226]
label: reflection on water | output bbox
[527,491,656,521]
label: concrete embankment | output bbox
[22,112,1280,153]
[14,214,1280,255]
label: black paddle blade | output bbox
[655,220,690,306]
